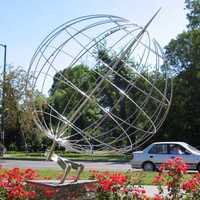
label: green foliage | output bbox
[185,0,200,30]
[3,1,200,151]
[48,64,101,140]
[165,30,200,73]
[156,1,200,145]
[0,67,42,151]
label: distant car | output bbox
[131,142,200,171]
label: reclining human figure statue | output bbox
[45,141,84,184]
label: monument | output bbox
[26,11,172,199]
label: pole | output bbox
[0,44,6,145]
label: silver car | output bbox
[131,142,200,171]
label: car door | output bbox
[148,144,171,168]
[169,144,196,169]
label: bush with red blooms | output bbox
[2,157,200,199]
[181,172,200,199]
[152,157,200,200]
[153,157,188,200]
[0,165,61,200]
[0,164,95,200]
[0,165,37,200]
[92,157,200,200]
[91,170,149,200]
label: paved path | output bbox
[143,185,167,197]
[0,159,132,171]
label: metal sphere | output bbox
[27,14,172,154]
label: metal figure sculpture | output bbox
[45,150,84,184]
[27,11,172,183]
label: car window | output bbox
[169,144,185,155]
[186,144,200,153]
[148,144,168,154]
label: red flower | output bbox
[0,166,38,199]
[123,187,129,193]
[99,179,113,191]
[153,175,163,185]
[154,194,165,200]
[91,170,127,192]
[44,188,55,198]
[159,164,165,173]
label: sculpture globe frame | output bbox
[26,10,172,184]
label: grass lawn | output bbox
[0,165,193,185]
[36,168,92,180]
[5,151,131,162]
[36,168,157,185]
[35,169,192,185]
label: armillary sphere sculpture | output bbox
[26,10,172,184]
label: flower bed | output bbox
[0,157,200,199]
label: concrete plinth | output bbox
[27,180,97,200]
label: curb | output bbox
[1,157,130,163]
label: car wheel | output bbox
[142,162,155,171]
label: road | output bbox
[0,159,132,171]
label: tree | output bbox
[185,0,200,30]
[156,0,200,146]
[48,64,102,143]
[0,67,43,151]
[94,46,138,148]
[48,41,169,151]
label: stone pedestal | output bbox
[27,180,97,200]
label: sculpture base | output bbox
[27,180,97,200]
[27,179,96,187]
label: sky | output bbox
[0,0,187,70]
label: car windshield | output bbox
[186,144,200,153]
